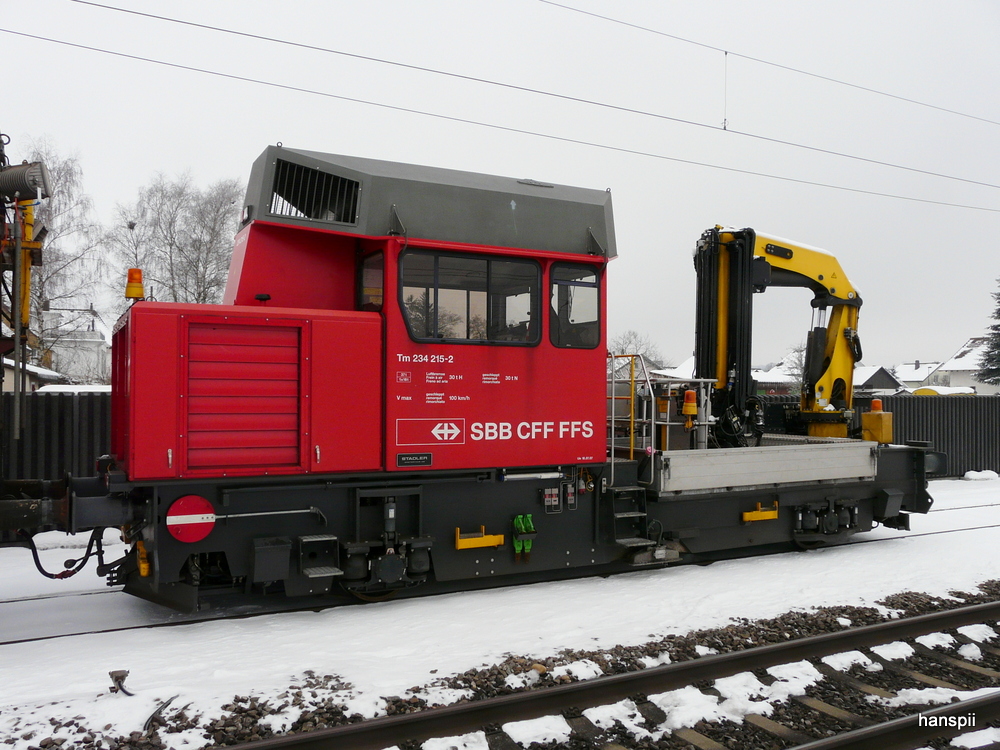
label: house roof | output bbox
[935,337,989,373]
[854,365,905,390]
[2,357,66,382]
[893,360,942,383]
[650,356,695,380]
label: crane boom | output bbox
[694,226,863,445]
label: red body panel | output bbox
[225,222,357,310]
[114,303,382,481]
[381,238,607,471]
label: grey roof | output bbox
[242,146,616,258]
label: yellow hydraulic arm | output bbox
[749,231,862,437]
[694,227,862,442]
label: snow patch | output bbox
[875,686,1000,708]
[951,726,1000,748]
[958,643,984,662]
[870,641,914,660]
[584,699,657,741]
[422,731,489,750]
[503,671,539,690]
[822,650,872,671]
[639,651,672,668]
[502,714,572,745]
[958,624,999,643]
[915,632,955,649]
[964,470,1000,481]
[550,658,604,681]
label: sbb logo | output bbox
[471,422,513,440]
[470,421,594,441]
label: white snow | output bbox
[821,650,872,671]
[915,632,955,650]
[502,715,572,746]
[965,470,1000,481]
[958,624,999,643]
[876,686,1000,709]
[958,643,984,662]
[1,477,1000,748]
[550,659,603,681]
[951,726,1000,748]
[870,641,915,660]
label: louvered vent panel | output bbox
[186,323,301,470]
[269,159,360,224]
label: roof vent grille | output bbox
[269,159,360,224]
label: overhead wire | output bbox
[537,0,1000,128]
[1,27,998,214]
[66,0,1000,192]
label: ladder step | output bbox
[615,537,656,548]
[614,511,647,519]
[611,485,643,493]
[302,566,343,579]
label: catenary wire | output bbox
[66,0,1000,192]
[538,0,1000,128]
[2,27,999,214]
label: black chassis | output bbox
[87,443,936,612]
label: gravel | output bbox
[16,578,1000,749]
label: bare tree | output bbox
[24,139,103,373]
[608,329,668,370]
[104,173,242,309]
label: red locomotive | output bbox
[2,146,938,611]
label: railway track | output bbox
[3,520,1000,645]
[228,601,1000,750]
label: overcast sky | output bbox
[3,0,999,367]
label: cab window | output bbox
[400,250,539,344]
[550,263,600,348]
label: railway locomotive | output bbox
[0,146,939,611]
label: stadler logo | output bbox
[431,422,462,441]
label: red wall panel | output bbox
[224,222,357,311]
[115,303,382,481]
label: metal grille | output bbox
[269,159,360,224]
[883,394,1000,477]
[186,323,301,470]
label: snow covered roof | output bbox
[935,337,989,373]
[35,384,111,393]
[2,357,66,381]
[650,356,695,380]
[911,385,976,395]
[893,360,941,383]
[752,366,796,383]
[853,365,904,390]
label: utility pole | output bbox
[0,132,51,479]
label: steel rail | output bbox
[242,599,1000,750]
[792,689,1000,750]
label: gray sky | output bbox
[4,0,999,368]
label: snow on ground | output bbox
[1,477,1000,748]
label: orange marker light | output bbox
[125,268,145,299]
[682,389,698,430]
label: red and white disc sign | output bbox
[166,495,216,543]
